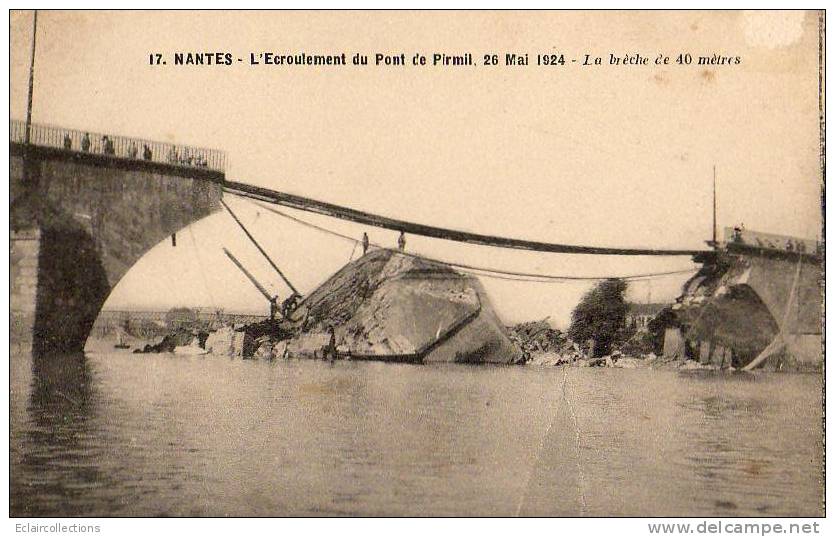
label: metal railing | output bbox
[10,119,226,173]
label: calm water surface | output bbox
[10,347,823,516]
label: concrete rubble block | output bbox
[612,357,644,369]
[272,340,289,359]
[286,332,331,359]
[252,336,274,360]
[526,352,567,366]
[699,340,712,365]
[662,327,685,360]
[205,326,253,357]
[723,347,734,368]
[344,279,477,358]
[205,326,235,356]
[711,344,727,367]
[293,249,521,364]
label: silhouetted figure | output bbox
[143,144,152,160]
[102,136,115,155]
[398,231,406,251]
[63,133,72,149]
[128,142,138,159]
[362,232,369,255]
[326,326,337,361]
[281,292,301,319]
[81,133,91,152]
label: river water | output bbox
[10,347,823,517]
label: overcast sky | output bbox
[10,10,822,326]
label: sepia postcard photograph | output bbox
[5,6,828,528]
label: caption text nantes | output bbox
[148,51,742,68]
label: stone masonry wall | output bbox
[10,144,224,354]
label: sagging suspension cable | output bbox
[223,181,707,257]
[236,194,699,284]
[220,198,300,296]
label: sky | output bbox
[9,10,823,327]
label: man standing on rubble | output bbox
[326,325,337,361]
[362,232,369,255]
[398,231,406,251]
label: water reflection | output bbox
[13,352,113,516]
[10,350,824,517]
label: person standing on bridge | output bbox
[362,232,369,255]
[143,144,152,160]
[81,133,91,152]
[63,133,72,150]
[102,136,115,155]
[128,142,138,159]
[398,231,406,252]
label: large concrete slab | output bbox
[288,249,522,364]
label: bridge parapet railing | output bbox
[723,226,821,256]
[10,119,226,173]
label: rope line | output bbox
[235,195,699,284]
[347,240,359,262]
[186,224,218,313]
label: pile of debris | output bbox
[509,319,575,365]
[508,318,657,368]
[140,250,521,364]
[133,329,208,353]
[508,319,565,354]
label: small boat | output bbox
[114,330,130,349]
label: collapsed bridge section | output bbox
[661,229,822,369]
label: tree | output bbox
[568,278,629,357]
[164,307,197,331]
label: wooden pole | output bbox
[24,10,37,146]
[712,165,717,247]
[222,247,273,301]
[221,198,299,295]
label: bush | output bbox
[568,278,629,357]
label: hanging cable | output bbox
[186,224,219,314]
[236,195,699,284]
[223,181,708,257]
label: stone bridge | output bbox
[11,121,224,356]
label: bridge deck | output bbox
[10,119,227,174]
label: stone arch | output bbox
[11,143,223,356]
